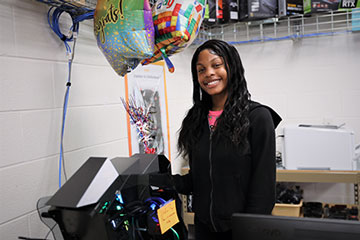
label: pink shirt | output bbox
[208,110,223,127]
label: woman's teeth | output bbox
[207,80,219,86]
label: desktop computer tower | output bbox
[46,154,187,240]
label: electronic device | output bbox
[278,0,304,17]
[286,0,303,15]
[304,0,341,14]
[232,213,360,240]
[239,0,278,21]
[46,154,187,240]
[282,125,356,170]
[229,0,240,22]
[204,0,217,25]
[278,0,287,17]
[216,0,230,24]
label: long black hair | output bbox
[177,39,251,158]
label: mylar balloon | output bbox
[142,0,206,72]
[94,0,155,76]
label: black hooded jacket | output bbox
[173,101,282,232]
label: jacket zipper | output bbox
[209,124,218,232]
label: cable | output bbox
[47,7,73,54]
[35,198,56,240]
[18,237,50,240]
[135,219,145,240]
[47,6,93,53]
[47,6,94,188]
[47,6,75,188]
[73,10,94,24]
[58,33,78,188]
[170,227,180,240]
[43,223,57,240]
[132,217,136,240]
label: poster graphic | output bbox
[124,62,171,160]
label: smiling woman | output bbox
[172,39,282,240]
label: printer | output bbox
[282,125,356,170]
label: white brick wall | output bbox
[0,0,129,239]
[240,35,360,138]
[0,0,359,238]
[234,34,360,205]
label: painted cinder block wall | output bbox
[0,1,129,239]
[1,0,360,239]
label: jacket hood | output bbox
[250,101,282,128]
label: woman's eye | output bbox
[197,68,204,73]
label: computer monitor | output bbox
[232,213,360,240]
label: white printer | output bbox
[282,125,356,170]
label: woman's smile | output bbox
[204,79,220,87]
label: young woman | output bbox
[172,39,282,239]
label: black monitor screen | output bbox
[232,213,360,240]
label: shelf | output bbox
[36,0,96,16]
[277,169,360,206]
[276,169,360,183]
[35,2,360,44]
[181,168,360,184]
[35,0,159,16]
[194,8,360,45]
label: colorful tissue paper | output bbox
[142,0,206,72]
[121,97,156,154]
[94,0,155,76]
